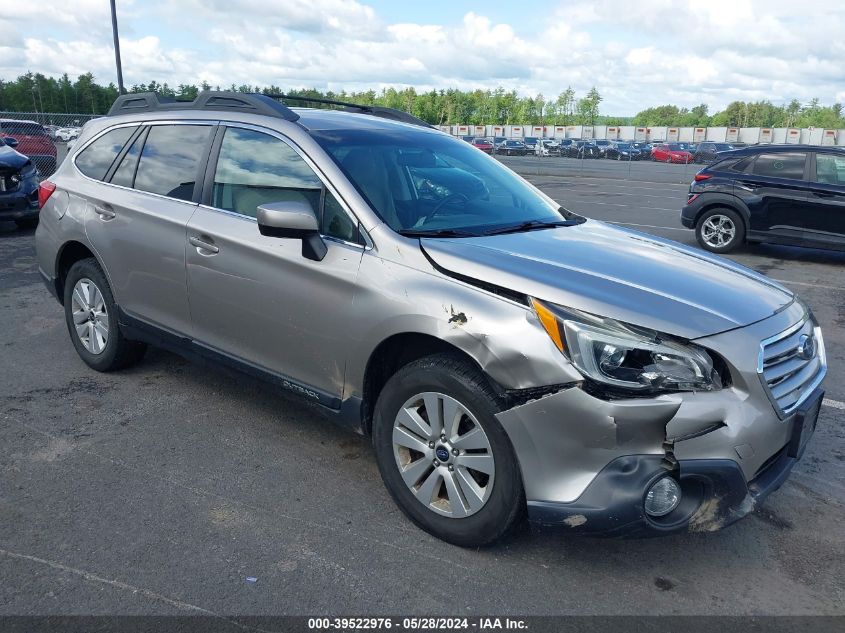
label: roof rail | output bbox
[265,93,434,129]
[107,91,300,122]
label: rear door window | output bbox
[812,154,845,186]
[75,126,137,181]
[750,152,807,180]
[134,124,212,201]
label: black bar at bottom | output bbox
[0,616,840,633]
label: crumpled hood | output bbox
[0,144,30,171]
[421,220,794,339]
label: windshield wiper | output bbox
[480,218,582,236]
[398,228,479,238]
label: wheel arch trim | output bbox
[54,239,114,306]
[692,194,751,229]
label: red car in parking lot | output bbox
[651,142,694,164]
[0,119,57,176]
[471,138,493,154]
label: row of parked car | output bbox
[42,124,83,142]
[463,135,740,164]
[0,119,59,179]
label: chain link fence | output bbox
[1,111,102,177]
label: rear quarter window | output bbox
[722,155,755,173]
[75,126,137,181]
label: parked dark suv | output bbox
[681,145,845,253]
[693,142,734,164]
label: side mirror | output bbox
[3,136,18,147]
[257,200,327,262]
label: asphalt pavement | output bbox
[1,156,843,618]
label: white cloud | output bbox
[1,0,843,116]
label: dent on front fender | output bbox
[345,250,584,398]
[496,388,682,504]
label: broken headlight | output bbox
[532,299,721,393]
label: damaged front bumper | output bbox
[496,382,824,537]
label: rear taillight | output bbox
[694,173,711,181]
[38,181,56,208]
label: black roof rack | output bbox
[265,93,434,129]
[107,90,435,129]
[107,91,300,122]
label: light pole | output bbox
[110,0,126,94]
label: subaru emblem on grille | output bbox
[797,333,816,360]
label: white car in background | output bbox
[55,127,81,142]
[535,139,557,156]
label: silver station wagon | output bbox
[35,92,826,546]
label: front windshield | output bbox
[313,128,567,235]
[616,143,630,150]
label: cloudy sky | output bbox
[1,0,843,115]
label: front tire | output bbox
[63,258,147,372]
[372,355,525,547]
[695,208,745,253]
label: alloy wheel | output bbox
[701,215,736,249]
[71,278,109,354]
[392,391,495,518]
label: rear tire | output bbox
[63,258,147,372]
[372,354,525,547]
[695,208,745,253]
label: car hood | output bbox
[420,220,794,339]
[0,144,29,171]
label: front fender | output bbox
[344,251,583,398]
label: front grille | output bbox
[758,318,826,417]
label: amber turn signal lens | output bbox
[531,298,565,352]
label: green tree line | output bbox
[632,99,845,128]
[2,72,843,129]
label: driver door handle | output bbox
[189,235,219,254]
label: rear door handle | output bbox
[812,191,835,198]
[737,181,757,192]
[94,204,116,220]
[189,235,219,254]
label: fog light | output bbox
[644,477,681,517]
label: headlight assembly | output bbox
[531,298,721,394]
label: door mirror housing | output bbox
[3,136,19,148]
[257,200,327,261]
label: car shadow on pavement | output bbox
[0,220,35,238]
